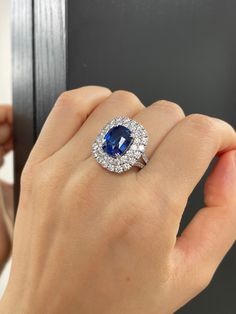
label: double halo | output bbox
[92,117,149,173]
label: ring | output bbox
[92,117,149,173]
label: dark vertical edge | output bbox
[65,0,69,91]
[34,0,67,134]
[31,0,37,141]
[12,0,35,214]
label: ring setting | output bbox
[92,117,149,173]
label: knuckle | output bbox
[112,90,140,105]
[186,114,216,135]
[55,91,75,107]
[153,100,185,119]
[195,268,214,293]
[55,90,86,120]
[55,86,112,111]
[81,85,112,95]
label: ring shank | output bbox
[134,153,149,169]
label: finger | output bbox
[27,86,112,165]
[2,139,13,154]
[173,150,236,297]
[0,183,12,272]
[0,147,5,166]
[0,106,13,153]
[63,90,144,160]
[0,105,12,124]
[140,114,236,219]
[0,124,11,145]
[0,123,12,145]
[133,100,185,159]
[1,181,14,223]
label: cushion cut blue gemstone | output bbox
[102,125,133,158]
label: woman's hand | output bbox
[0,105,14,272]
[1,87,236,314]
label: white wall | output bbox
[0,0,13,297]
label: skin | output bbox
[0,86,236,313]
[0,105,14,272]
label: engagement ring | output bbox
[92,117,149,173]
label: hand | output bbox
[1,87,236,314]
[0,105,14,272]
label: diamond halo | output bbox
[92,117,148,173]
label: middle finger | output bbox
[133,100,185,160]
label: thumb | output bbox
[174,150,236,293]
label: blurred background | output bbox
[0,0,13,296]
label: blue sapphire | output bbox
[102,125,133,158]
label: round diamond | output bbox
[134,151,141,159]
[131,144,138,151]
[107,164,115,172]
[121,155,128,163]
[134,137,141,144]
[129,157,136,164]
[139,144,145,152]
[115,165,123,173]
[142,137,148,145]
[123,163,131,171]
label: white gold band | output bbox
[134,153,149,169]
